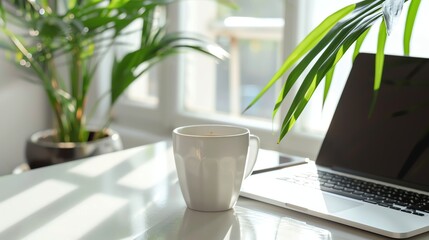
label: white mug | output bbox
[173,124,260,212]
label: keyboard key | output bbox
[363,199,378,204]
[409,205,429,213]
[353,190,364,195]
[333,186,345,190]
[379,203,392,208]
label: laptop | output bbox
[240,53,429,239]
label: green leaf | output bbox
[368,19,388,117]
[40,0,50,9]
[274,0,383,120]
[108,0,171,9]
[243,3,356,114]
[276,0,385,141]
[0,0,232,142]
[0,0,5,25]
[111,32,228,105]
[353,27,370,61]
[279,34,366,141]
[404,0,421,55]
[68,0,77,10]
[141,7,156,48]
[323,46,346,105]
[108,0,131,9]
[215,0,239,9]
[375,20,387,92]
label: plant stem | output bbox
[47,58,67,141]
[71,45,83,141]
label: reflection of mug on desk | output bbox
[178,208,241,240]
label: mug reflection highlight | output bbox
[178,208,240,240]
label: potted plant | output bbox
[246,0,421,142]
[0,0,230,168]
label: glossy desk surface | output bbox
[1,141,428,240]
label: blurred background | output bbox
[1,0,429,175]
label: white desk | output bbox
[0,141,428,240]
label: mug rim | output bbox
[173,124,249,138]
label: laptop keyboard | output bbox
[278,170,429,217]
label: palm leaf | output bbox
[278,13,383,141]
[375,20,387,93]
[111,32,228,105]
[1,0,232,142]
[404,0,421,55]
[326,26,371,105]
[244,0,425,143]
[367,20,388,116]
[323,46,346,105]
[243,3,356,114]
[273,0,383,118]
[0,0,5,23]
[271,0,385,141]
[353,27,370,61]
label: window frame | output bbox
[109,0,325,159]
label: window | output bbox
[110,0,429,159]
[182,0,284,121]
[110,0,347,158]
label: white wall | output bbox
[0,60,50,176]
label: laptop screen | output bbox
[316,53,429,192]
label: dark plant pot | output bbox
[25,129,123,169]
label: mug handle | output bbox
[244,134,260,179]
